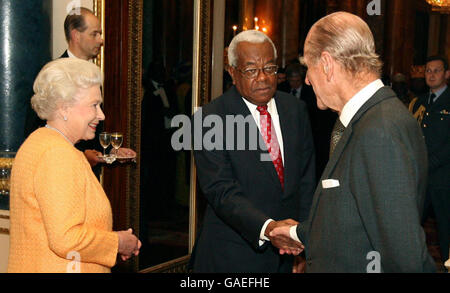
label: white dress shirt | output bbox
[289,79,385,243]
[67,49,94,62]
[429,85,448,104]
[67,49,77,59]
[242,97,285,245]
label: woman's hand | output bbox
[116,228,141,261]
[84,149,103,167]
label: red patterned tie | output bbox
[257,105,284,190]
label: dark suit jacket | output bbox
[297,86,435,273]
[60,50,69,58]
[411,86,450,188]
[192,86,316,273]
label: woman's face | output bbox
[65,85,104,143]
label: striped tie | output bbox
[257,105,284,190]
[330,118,345,157]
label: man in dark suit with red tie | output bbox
[190,30,315,272]
[410,56,450,265]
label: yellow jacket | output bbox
[8,128,118,273]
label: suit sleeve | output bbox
[348,127,431,272]
[34,147,118,268]
[192,111,270,250]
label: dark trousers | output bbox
[425,186,450,262]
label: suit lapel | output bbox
[226,87,283,191]
[60,50,69,59]
[275,94,294,197]
[307,86,397,230]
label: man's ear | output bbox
[320,52,334,81]
[228,66,237,85]
[70,29,80,44]
[445,69,450,80]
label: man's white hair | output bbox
[228,30,277,67]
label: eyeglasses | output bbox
[236,65,278,79]
[425,68,445,75]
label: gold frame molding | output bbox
[127,0,143,272]
[97,0,212,272]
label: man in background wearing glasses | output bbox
[190,30,315,272]
[410,56,450,267]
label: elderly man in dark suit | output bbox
[190,30,316,273]
[270,12,435,273]
[410,56,450,264]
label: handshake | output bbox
[265,219,304,255]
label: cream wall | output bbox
[52,0,94,59]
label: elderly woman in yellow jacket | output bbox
[8,58,141,273]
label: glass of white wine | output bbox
[110,132,123,158]
[99,132,111,157]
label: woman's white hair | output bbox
[31,58,102,120]
[228,30,277,67]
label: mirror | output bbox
[101,0,212,272]
[139,0,193,270]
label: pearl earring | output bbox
[63,116,68,121]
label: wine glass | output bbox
[99,132,111,157]
[110,132,123,158]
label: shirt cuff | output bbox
[259,219,274,246]
[290,225,302,244]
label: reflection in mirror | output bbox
[139,0,193,270]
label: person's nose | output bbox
[97,105,105,121]
[98,35,104,46]
[305,76,311,86]
[255,68,269,82]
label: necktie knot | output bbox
[257,105,269,115]
[292,89,297,97]
[429,93,436,106]
[330,118,346,157]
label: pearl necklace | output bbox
[45,125,74,145]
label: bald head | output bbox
[64,8,103,60]
[64,8,96,42]
[303,12,382,77]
